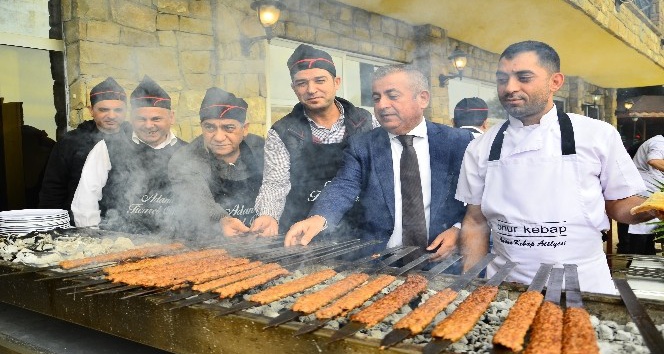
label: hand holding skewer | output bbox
[426,226,459,262]
[220,216,250,236]
[249,215,279,236]
[284,215,326,246]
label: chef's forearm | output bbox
[459,204,490,272]
[605,196,652,224]
[648,159,664,172]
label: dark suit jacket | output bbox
[309,120,473,251]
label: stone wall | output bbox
[570,0,664,68]
[62,0,215,140]
[62,0,595,141]
[62,0,518,138]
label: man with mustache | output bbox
[250,44,377,238]
[71,76,186,234]
[285,64,473,262]
[168,87,263,238]
[40,77,130,217]
[455,41,655,294]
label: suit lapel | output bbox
[372,129,395,221]
[427,121,450,223]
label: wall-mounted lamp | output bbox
[438,46,467,87]
[624,100,634,110]
[241,0,286,56]
[591,89,603,107]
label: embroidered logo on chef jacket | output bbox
[226,204,257,226]
[493,219,568,248]
[127,193,176,216]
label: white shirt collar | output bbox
[507,105,558,128]
[131,130,178,149]
[387,118,428,140]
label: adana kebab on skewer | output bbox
[212,244,419,317]
[423,261,516,354]
[492,263,553,352]
[249,268,338,304]
[104,248,227,275]
[108,254,231,284]
[156,244,364,303]
[59,242,186,269]
[195,263,285,292]
[214,267,290,298]
[295,253,462,337]
[524,267,565,354]
[562,308,598,354]
[106,251,235,287]
[315,274,397,320]
[561,264,599,354]
[526,301,564,354]
[382,253,496,348]
[291,273,370,313]
[328,274,429,344]
[266,247,443,329]
[160,247,392,311]
[167,240,383,311]
[431,285,499,341]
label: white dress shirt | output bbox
[386,118,432,247]
[71,131,178,227]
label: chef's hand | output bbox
[426,226,460,262]
[220,216,250,237]
[250,215,279,236]
[284,215,326,247]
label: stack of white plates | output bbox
[0,209,71,236]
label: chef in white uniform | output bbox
[454,40,655,295]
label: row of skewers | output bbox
[30,240,606,353]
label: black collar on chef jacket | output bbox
[488,110,576,161]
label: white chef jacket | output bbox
[71,131,179,227]
[456,106,646,234]
[629,135,664,234]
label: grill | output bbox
[1,229,663,353]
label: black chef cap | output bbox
[199,87,248,123]
[130,75,171,109]
[454,97,488,127]
[287,44,336,79]
[90,77,126,107]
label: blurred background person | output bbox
[452,97,488,138]
[620,134,664,258]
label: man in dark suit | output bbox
[285,64,473,260]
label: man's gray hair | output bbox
[372,64,429,95]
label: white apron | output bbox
[482,111,616,294]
